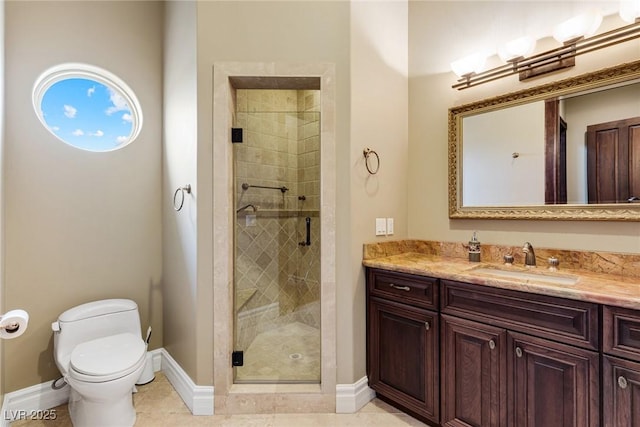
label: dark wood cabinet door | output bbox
[368,297,439,424]
[603,356,640,427]
[508,332,599,427]
[586,116,640,203]
[441,314,507,427]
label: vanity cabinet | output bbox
[441,315,506,426]
[508,331,599,427]
[366,268,439,425]
[603,306,640,426]
[364,267,640,427]
[441,279,600,427]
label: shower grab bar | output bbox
[236,204,257,213]
[299,217,311,246]
[241,182,289,193]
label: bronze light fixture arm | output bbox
[453,21,640,90]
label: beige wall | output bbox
[3,1,163,392]
[158,1,410,387]
[0,0,5,399]
[162,0,199,385]
[409,2,640,254]
[349,0,409,382]
[194,0,351,386]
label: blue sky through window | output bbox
[40,78,133,151]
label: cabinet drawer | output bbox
[441,280,599,350]
[367,268,438,310]
[604,305,640,361]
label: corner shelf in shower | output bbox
[235,288,258,312]
[236,209,320,218]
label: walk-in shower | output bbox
[232,87,321,384]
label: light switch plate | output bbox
[386,218,394,235]
[375,218,387,236]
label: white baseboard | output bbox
[335,376,375,413]
[160,349,214,415]
[0,378,70,426]
[0,347,215,427]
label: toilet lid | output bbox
[70,333,145,377]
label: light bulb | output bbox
[498,36,536,62]
[451,52,487,77]
[553,9,603,43]
[620,0,640,23]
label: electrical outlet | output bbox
[375,218,387,236]
[386,218,394,235]
[246,215,257,227]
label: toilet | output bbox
[51,299,147,427]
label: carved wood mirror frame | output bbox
[449,60,640,221]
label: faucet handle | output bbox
[548,256,559,271]
[503,254,514,265]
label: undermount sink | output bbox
[469,265,579,286]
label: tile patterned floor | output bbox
[12,373,428,426]
[235,322,320,382]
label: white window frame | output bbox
[32,63,143,152]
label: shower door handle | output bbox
[299,217,311,246]
[305,217,311,246]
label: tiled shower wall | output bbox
[234,89,321,352]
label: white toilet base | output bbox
[68,387,136,427]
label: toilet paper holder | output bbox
[0,309,29,339]
[0,321,20,332]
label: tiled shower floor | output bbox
[235,321,320,383]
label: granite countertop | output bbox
[363,252,640,310]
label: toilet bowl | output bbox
[52,300,147,427]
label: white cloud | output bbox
[72,129,84,136]
[90,130,104,137]
[122,113,133,123]
[105,88,130,116]
[116,136,129,144]
[87,86,96,97]
[50,126,60,132]
[64,105,77,118]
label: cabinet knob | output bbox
[488,339,496,350]
[389,283,411,291]
[515,347,523,358]
[618,376,629,389]
[424,321,430,331]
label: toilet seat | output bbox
[69,333,146,383]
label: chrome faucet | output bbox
[523,242,536,267]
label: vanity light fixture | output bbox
[552,9,602,44]
[452,8,640,90]
[497,36,536,63]
[450,52,488,79]
[620,0,640,23]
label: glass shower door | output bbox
[232,89,321,384]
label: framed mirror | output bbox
[449,60,640,221]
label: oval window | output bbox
[33,63,143,152]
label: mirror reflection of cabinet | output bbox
[586,116,640,204]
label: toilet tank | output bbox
[53,299,142,373]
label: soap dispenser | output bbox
[468,231,481,262]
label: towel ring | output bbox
[173,184,192,211]
[363,148,380,174]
